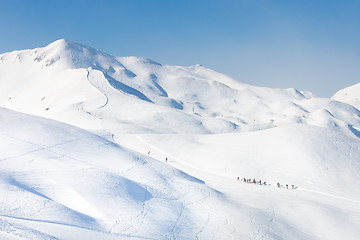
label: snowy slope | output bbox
[0,107,246,239]
[1,108,360,240]
[2,39,359,136]
[116,122,360,199]
[332,82,360,110]
[1,40,360,239]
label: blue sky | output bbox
[1,0,359,97]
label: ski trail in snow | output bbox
[0,218,59,240]
[109,158,184,237]
[116,188,152,235]
[136,135,360,205]
[0,214,100,232]
[0,133,142,180]
[0,214,154,240]
[138,151,209,239]
[135,135,237,182]
[169,202,185,239]
[298,188,360,203]
[0,135,91,162]
[135,134,293,188]
[0,133,117,171]
[213,218,237,240]
[86,69,108,109]
[195,212,210,240]
[135,135,241,240]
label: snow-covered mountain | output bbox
[2,39,360,135]
[0,40,360,239]
[332,82,360,110]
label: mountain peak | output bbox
[44,39,98,58]
[47,38,72,48]
[36,39,124,71]
[45,39,98,53]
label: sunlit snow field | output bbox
[0,40,359,239]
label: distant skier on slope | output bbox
[277,183,280,188]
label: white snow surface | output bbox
[332,82,360,110]
[0,39,360,239]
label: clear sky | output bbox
[1,0,359,97]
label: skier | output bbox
[263,181,266,185]
[148,151,150,155]
[243,178,246,182]
[286,184,288,189]
[292,185,294,189]
[277,183,280,188]
[259,180,262,185]
[253,179,256,184]
[237,177,240,181]
[165,157,168,162]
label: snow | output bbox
[332,82,360,110]
[0,39,360,239]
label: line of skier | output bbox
[277,183,295,189]
[238,177,267,185]
[237,177,296,189]
[149,150,297,190]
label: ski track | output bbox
[195,212,210,240]
[0,214,158,240]
[251,217,260,240]
[169,201,185,240]
[0,214,99,233]
[135,135,237,182]
[298,188,360,203]
[0,132,145,180]
[136,134,360,205]
[0,219,59,240]
[118,190,151,236]
[213,219,236,240]
[86,69,109,109]
[108,152,187,238]
[262,208,276,240]
[0,133,91,162]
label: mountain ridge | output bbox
[1,39,360,239]
[2,39,360,136]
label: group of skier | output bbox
[237,177,267,185]
[237,177,296,189]
[149,150,297,189]
[277,183,295,189]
